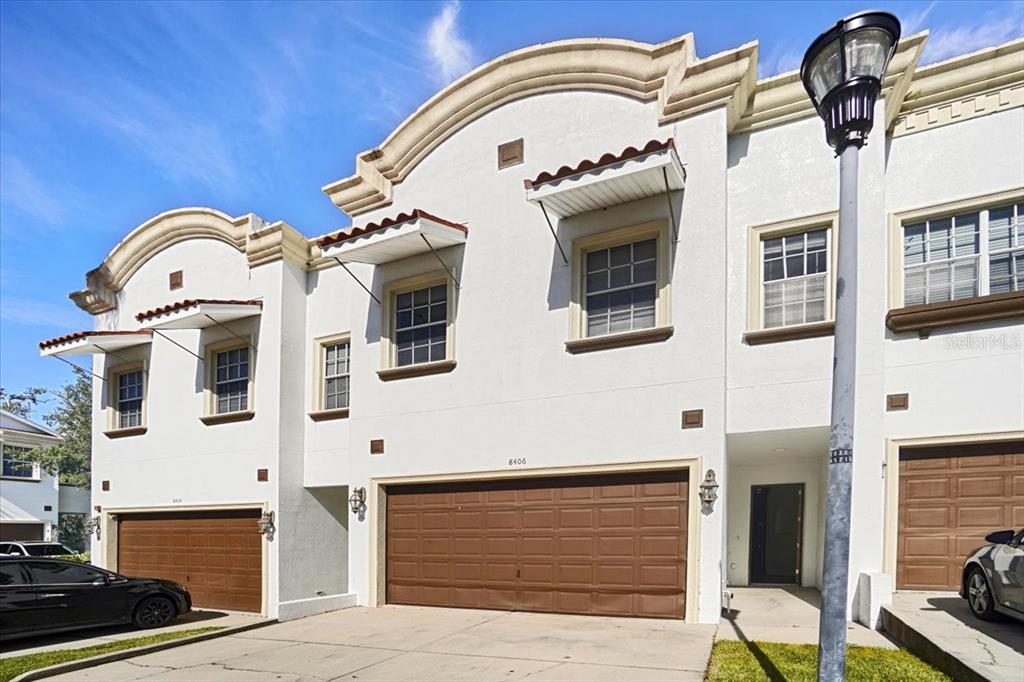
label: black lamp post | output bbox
[799,11,900,682]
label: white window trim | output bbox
[204,337,255,417]
[380,270,456,372]
[746,211,839,334]
[569,220,672,342]
[106,361,147,433]
[888,187,1024,309]
[312,332,351,416]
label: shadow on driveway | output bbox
[923,596,1024,651]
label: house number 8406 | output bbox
[508,457,526,466]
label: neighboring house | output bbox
[0,409,90,547]
[38,31,1023,624]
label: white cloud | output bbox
[758,46,803,78]
[920,7,1024,64]
[902,1,937,36]
[0,296,80,329]
[0,156,64,224]
[426,1,475,84]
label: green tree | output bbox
[0,386,48,417]
[35,373,92,487]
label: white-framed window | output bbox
[214,346,250,414]
[323,340,350,410]
[762,228,830,328]
[1,444,37,479]
[395,284,447,366]
[901,201,1023,306]
[569,220,671,344]
[115,370,144,428]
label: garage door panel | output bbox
[117,510,262,612]
[386,470,687,618]
[898,446,1023,591]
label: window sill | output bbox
[199,411,255,426]
[103,426,148,439]
[0,475,41,482]
[886,291,1024,337]
[743,321,835,345]
[565,326,674,354]
[377,360,457,381]
[309,408,350,422]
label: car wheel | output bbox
[133,596,176,628]
[966,567,999,621]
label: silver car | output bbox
[961,528,1024,622]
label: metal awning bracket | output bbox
[662,166,680,243]
[332,257,381,305]
[419,234,461,289]
[538,201,569,266]
[51,355,106,382]
[151,329,205,362]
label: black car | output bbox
[0,557,191,640]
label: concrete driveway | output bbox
[48,605,716,681]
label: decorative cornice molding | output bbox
[246,220,312,269]
[322,35,763,217]
[893,39,1024,137]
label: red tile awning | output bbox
[524,138,685,218]
[317,209,468,265]
[39,330,153,357]
[135,299,262,329]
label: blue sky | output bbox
[2,0,1022,419]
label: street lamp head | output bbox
[800,11,901,151]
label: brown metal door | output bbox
[386,469,688,618]
[118,510,262,612]
[897,442,1024,590]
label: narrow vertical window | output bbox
[988,202,1024,294]
[323,341,350,410]
[116,370,144,428]
[215,347,249,414]
[394,285,447,367]
[762,228,829,328]
[584,238,657,337]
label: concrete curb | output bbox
[879,607,985,682]
[9,618,277,682]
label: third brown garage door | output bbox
[386,470,688,618]
[897,441,1024,590]
[117,510,262,612]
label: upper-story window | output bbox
[323,340,350,409]
[1,444,37,479]
[214,346,249,414]
[902,201,1023,306]
[379,272,456,379]
[762,228,830,328]
[116,370,144,428]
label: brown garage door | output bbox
[387,469,688,618]
[118,510,262,612]
[0,523,44,541]
[897,441,1024,590]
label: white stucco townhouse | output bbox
[1,409,91,547]
[39,29,1024,624]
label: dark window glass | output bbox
[0,563,28,586]
[394,284,447,367]
[24,544,74,557]
[26,561,106,584]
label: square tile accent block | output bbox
[43,505,52,511]
[257,468,269,482]
[370,439,385,455]
[887,393,909,411]
[497,138,524,169]
[101,480,110,491]
[169,270,183,290]
[681,409,703,429]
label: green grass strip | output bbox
[0,626,223,682]
[706,640,951,681]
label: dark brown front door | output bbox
[897,442,1024,590]
[749,484,803,585]
[117,510,262,612]
[386,469,688,618]
[0,523,44,541]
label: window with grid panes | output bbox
[584,238,657,337]
[323,341,350,410]
[395,285,446,366]
[762,228,829,328]
[214,347,249,414]
[902,202,1022,305]
[116,370,143,428]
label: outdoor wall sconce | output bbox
[257,511,275,538]
[349,486,367,515]
[699,469,719,514]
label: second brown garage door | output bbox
[897,441,1024,590]
[387,469,688,618]
[118,510,262,612]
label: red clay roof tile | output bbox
[524,138,675,189]
[39,330,152,350]
[317,209,466,249]
[135,299,262,323]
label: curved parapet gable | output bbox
[321,34,760,217]
[69,207,310,314]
